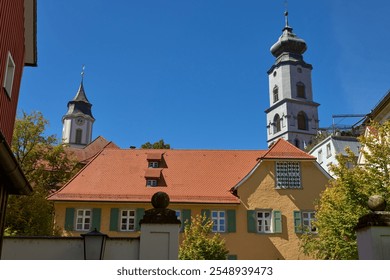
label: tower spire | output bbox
[284,11,289,28]
[284,0,289,27]
[62,67,95,148]
[81,64,85,83]
[265,5,320,150]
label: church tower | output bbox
[62,71,95,148]
[265,12,319,150]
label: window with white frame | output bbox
[3,52,15,98]
[76,209,91,231]
[326,143,332,158]
[148,161,159,168]
[120,209,136,231]
[302,211,317,233]
[211,211,226,232]
[318,149,323,163]
[275,161,301,189]
[256,210,272,233]
[146,179,158,187]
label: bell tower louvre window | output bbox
[296,82,306,98]
[75,129,82,144]
[297,111,308,130]
[273,86,279,103]
[273,114,281,133]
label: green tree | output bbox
[179,214,229,260]
[5,111,80,236]
[301,120,390,259]
[141,139,170,149]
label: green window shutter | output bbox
[135,208,145,231]
[227,209,236,233]
[247,210,256,233]
[201,209,211,225]
[91,208,102,231]
[273,210,282,233]
[181,209,191,232]
[64,208,75,231]
[293,211,302,233]
[110,208,119,231]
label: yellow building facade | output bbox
[50,139,331,259]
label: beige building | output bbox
[49,139,331,259]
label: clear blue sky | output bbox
[18,0,390,150]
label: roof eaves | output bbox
[231,160,263,192]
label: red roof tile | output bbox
[65,136,119,164]
[49,139,315,204]
[144,168,162,178]
[48,149,267,204]
[261,139,315,160]
[146,152,163,160]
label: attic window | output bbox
[146,179,158,187]
[148,161,159,168]
[275,161,301,189]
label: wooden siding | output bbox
[0,185,9,255]
[0,0,26,144]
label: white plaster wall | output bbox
[139,224,180,260]
[268,64,313,104]
[357,226,390,259]
[2,237,139,260]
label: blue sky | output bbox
[18,0,390,150]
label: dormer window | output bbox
[148,161,159,168]
[146,179,158,187]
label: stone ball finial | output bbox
[151,192,170,209]
[367,195,387,211]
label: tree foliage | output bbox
[301,120,390,259]
[141,139,170,149]
[179,214,229,260]
[5,111,80,236]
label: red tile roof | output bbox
[65,136,119,164]
[261,138,316,160]
[48,139,315,204]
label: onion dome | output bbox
[270,11,307,59]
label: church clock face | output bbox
[75,117,85,126]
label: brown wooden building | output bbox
[0,0,37,257]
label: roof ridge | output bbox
[260,138,315,160]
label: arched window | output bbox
[297,111,308,130]
[273,86,279,103]
[273,114,281,133]
[296,82,306,98]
